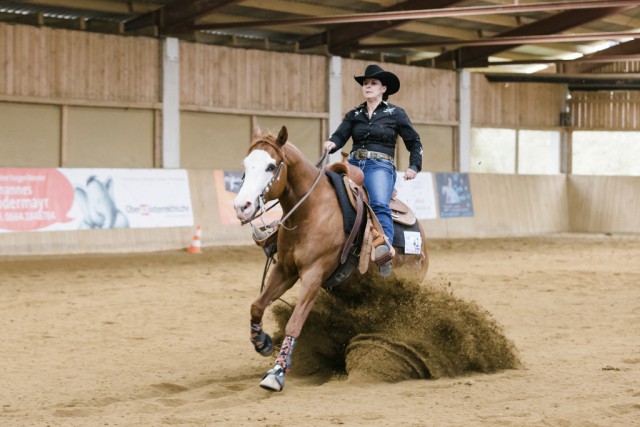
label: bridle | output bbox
[239,137,287,225]
[240,136,330,228]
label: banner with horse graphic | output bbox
[435,172,475,218]
[0,168,193,232]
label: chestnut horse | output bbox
[234,125,428,392]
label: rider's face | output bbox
[362,78,386,101]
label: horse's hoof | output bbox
[259,365,285,392]
[255,333,274,356]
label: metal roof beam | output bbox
[191,1,640,30]
[423,4,638,68]
[563,39,640,73]
[485,72,640,90]
[489,54,640,66]
[298,0,465,53]
[362,31,640,49]
[125,0,241,33]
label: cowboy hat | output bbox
[354,64,400,95]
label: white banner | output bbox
[0,168,194,232]
[395,172,437,220]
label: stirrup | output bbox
[374,244,394,266]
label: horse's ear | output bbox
[276,126,288,147]
[251,118,262,141]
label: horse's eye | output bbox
[266,164,276,172]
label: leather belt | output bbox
[350,149,394,162]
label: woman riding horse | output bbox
[234,125,428,392]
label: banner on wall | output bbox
[395,172,437,220]
[213,170,283,225]
[435,172,474,218]
[0,168,193,232]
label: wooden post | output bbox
[59,105,68,167]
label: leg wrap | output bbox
[250,321,273,355]
[275,335,297,372]
[250,321,264,344]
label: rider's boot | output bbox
[372,231,395,277]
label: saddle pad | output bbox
[325,170,356,234]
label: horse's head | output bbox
[234,125,288,223]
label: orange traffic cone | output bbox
[187,225,202,254]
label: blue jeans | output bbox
[349,157,396,244]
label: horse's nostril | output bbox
[242,201,252,212]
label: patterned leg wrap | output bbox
[250,321,273,356]
[275,335,297,372]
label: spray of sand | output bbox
[272,275,520,383]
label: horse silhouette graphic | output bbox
[74,176,129,229]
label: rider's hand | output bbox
[404,169,417,180]
[323,140,336,152]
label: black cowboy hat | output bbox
[354,64,400,95]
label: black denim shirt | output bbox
[328,101,423,172]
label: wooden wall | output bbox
[0,23,160,105]
[180,42,327,116]
[1,23,638,255]
[471,74,566,128]
[341,59,458,125]
[570,91,640,130]
[568,176,640,233]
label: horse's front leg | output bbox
[259,264,325,392]
[249,263,297,357]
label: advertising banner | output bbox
[395,171,437,220]
[435,172,474,218]
[0,168,193,232]
[214,170,436,225]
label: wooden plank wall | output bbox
[568,176,640,233]
[341,59,458,124]
[471,74,566,128]
[570,91,640,130]
[180,42,327,115]
[0,23,160,105]
[596,62,640,74]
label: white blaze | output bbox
[234,149,277,221]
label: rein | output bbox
[245,143,330,305]
[241,144,330,228]
[277,148,330,229]
[249,143,329,307]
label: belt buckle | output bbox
[354,149,369,160]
